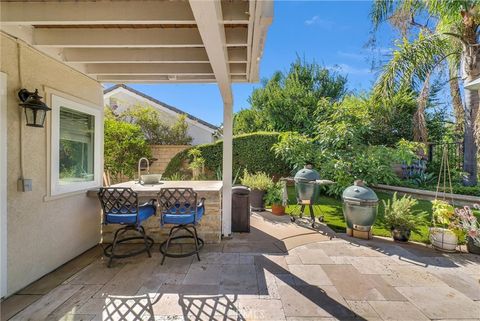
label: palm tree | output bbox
[371,0,479,186]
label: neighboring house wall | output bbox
[150,145,190,175]
[1,34,103,296]
[104,88,217,145]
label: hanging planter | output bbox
[429,227,458,252]
[430,146,460,252]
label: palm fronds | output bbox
[371,0,397,29]
[373,32,456,98]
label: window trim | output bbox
[51,94,102,196]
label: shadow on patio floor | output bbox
[3,210,479,320]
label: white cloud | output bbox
[304,16,334,29]
[337,51,366,61]
[305,15,319,25]
[327,63,371,75]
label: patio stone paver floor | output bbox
[2,211,480,321]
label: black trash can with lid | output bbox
[232,186,250,232]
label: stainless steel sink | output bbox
[140,174,163,185]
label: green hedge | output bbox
[164,132,291,179]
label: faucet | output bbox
[138,157,150,183]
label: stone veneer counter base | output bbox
[89,180,223,244]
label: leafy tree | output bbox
[237,58,348,136]
[233,108,266,134]
[368,91,417,146]
[104,112,151,181]
[315,91,417,146]
[120,105,193,145]
[273,94,422,196]
[371,0,479,185]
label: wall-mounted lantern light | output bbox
[18,89,51,128]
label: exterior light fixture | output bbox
[18,89,51,128]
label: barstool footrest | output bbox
[103,235,154,259]
[160,235,204,258]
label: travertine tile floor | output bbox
[2,211,480,321]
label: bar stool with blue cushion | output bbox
[98,187,156,267]
[157,188,205,265]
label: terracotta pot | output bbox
[271,204,285,215]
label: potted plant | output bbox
[240,170,273,211]
[264,183,285,215]
[382,193,423,242]
[455,204,480,254]
[188,148,205,180]
[430,200,462,252]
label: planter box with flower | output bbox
[382,192,424,242]
[240,170,274,211]
[455,204,480,254]
[264,182,285,215]
[430,200,464,252]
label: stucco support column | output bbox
[222,97,233,237]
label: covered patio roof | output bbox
[0,0,273,85]
[0,0,274,236]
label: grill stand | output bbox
[281,177,334,229]
[289,203,324,228]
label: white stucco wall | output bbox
[104,89,216,145]
[1,34,104,296]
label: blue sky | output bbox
[105,1,397,126]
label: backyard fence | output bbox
[427,141,464,171]
[149,145,190,175]
[104,145,190,185]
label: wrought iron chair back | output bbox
[158,188,198,222]
[98,187,139,220]
[97,187,155,267]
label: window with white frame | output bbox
[51,94,102,195]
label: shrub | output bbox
[163,132,291,178]
[120,105,193,145]
[104,116,151,181]
[264,182,284,206]
[272,132,318,173]
[240,170,274,191]
[188,148,205,180]
[382,193,423,233]
[273,131,401,197]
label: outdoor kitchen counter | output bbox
[89,180,223,244]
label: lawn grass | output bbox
[283,186,478,244]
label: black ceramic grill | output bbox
[282,165,333,227]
